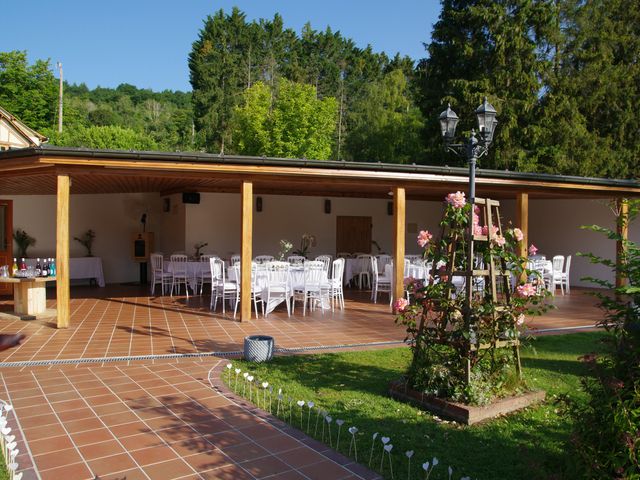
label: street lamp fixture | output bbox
[438,97,498,203]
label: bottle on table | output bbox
[35,258,41,277]
[42,259,48,277]
[20,258,26,271]
[11,258,17,276]
[49,258,56,276]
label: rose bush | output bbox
[396,194,550,404]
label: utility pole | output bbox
[57,62,63,133]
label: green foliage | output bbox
[230,79,337,160]
[561,201,640,478]
[45,125,158,150]
[0,51,57,131]
[13,228,36,258]
[344,69,425,163]
[224,332,608,480]
[396,193,550,404]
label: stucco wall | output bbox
[9,193,160,284]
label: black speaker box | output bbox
[182,192,200,204]
[387,201,394,215]
[324,199,331,214]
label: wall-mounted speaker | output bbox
[256,196,263,212]
[324,199,331,214]
[182,192,200,204]
[387,201,394,216]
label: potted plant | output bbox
[292,233,316,258]
[13,229,36,258]
[74,229,96,257]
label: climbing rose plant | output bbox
[395,192,550,405]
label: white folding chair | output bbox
[287,255,306,265]
[197,254,217,295]
[326,258,345,310]
[170,254,189,297]
[315,255,332,276]
[561,255,572,294]
[371,256,392,304]
[210,259,240,317]
[263,261,292,317]
[354,254,372,289]
[545,255,565,295]
[254,255,275,264]
[150,253,172,295]
[293,260,328,315]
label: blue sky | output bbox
[3,0,440,92]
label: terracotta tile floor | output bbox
[0,285,603,479]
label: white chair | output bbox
[210,259,240,317]
[354,254,372,289]
[254,255,275,264]
[315,255,332,276]
[170,254,189,297]
[150,253,172,295]
[230,254,241,266]
[545,255,565,295]
[325,258,345,310]
[263,261,292,317]
[561,255,572,294]
[377,254,392,273]
[197,254,217,295]
[336,252,351,259]
[293,260,328,315]
[287,255,306,265]
[371,256,392,304]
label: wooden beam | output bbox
[240,181,253,321]
[515,192,529,259]
[393,187,406,307]
[56,174,70,328]
[616,198,629,289]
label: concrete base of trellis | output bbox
[389,379,546,425]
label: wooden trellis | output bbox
[431,197,522,384]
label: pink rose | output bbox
[516,283,537,297]
[482,225,498,238]
[473,225,483,236]
[528,244,538,255]
[417,230,433,248]
[513,228,524,242]
[394,298,409,313]
[492,234,506,247]
[473,213,480,226]
[516,313,525,326]
[474,205,481,215]
[445,191,466,209]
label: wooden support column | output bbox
[616,198,629,289]
[393,186,406,307]
[515,192,529,283]
[240,181,253,321]
[56,174,70,328]
[515,192,529,259]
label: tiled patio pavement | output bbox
[0,286,603,479]
[1,360,376,480]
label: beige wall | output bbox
[5,191,630,287]
[9,193,160,284]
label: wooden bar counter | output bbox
[0,276,56,320]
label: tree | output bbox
[0,51,57,131]
[45,125,158,150]
[345,69,425,163]
[230,79,337,160]
[417,0,555,170]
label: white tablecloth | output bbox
[25,257,105,287]
[166,261,209,291]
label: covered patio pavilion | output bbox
[0,145,637,480]
[0,144,638,331]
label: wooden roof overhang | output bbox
[1,145,639,201]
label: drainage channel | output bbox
[0,340,408,369]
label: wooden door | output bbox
[0,200,12,295]
[336,216,372,254]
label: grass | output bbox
[223,331,607,480]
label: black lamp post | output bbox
[439,97,498,204]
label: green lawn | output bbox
[223,331,606,480]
